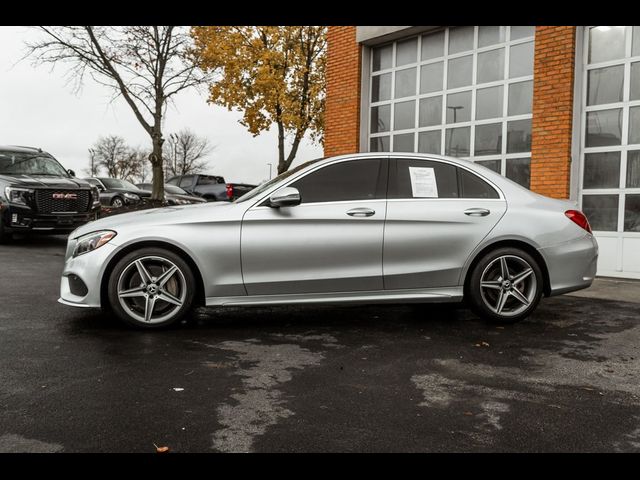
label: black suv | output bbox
[0,145,101,242]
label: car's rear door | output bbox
[241,157,388,295]
[383,157,507,289]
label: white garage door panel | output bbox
[595,236,619,272]
[622,238,640,273]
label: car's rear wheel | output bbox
[111,197,124,208]
[107,248,196,329]
[467,247,543,324]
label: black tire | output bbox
[0,216,12,244]
[110,196,124,208]
[466,247,543,324]
[107,247,196,329]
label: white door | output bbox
[579,26,640,279]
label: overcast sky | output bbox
[0,26,323,184]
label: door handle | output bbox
[464,208,491,217]
[346,207,375,217]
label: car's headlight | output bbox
[91,187,100,203]
[4,187,33,206]
[73,230,117,257]
[123,193,140,201]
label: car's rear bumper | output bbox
[539,234,599,297]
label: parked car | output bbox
[166,174,256,201]
[0,145,100,242]
[84,177,151,208]
[135,183,206,205]
[59,153,598,329]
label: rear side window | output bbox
[197,175,224,185]
[389,159,459,198]
[289,159,387,204]
[458,168,500,199]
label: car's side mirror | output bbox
[68,169,76,177]
[269,187,301,208]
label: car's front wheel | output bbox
[467,247,543,324]
[110,197,124,208]
[107,248,196,328]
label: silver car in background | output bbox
[58,153,598,328]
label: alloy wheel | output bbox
[116,256,187,324]
[479,255,537,317]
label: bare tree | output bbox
[26,26,208,201]
[164,129,213,177]
[89,135,146,181]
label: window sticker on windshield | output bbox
[408,167,438,198]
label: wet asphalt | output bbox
[1,235,639,453]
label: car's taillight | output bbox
[565,210,592,234]
[226,184,233,200]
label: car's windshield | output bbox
[101,178,139,190]
[0,151,69,177]
[164,184,188,195]
[234,158,324,203]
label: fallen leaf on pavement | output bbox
[153,443,170,453]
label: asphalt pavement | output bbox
[1,235,639,452]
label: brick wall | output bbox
[530,26,577,199]
[324,26,362,157]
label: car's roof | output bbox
[0,145,49,154]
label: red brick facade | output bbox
[325,26,579,200]
[530,26,577,199]
[324,27,362,157]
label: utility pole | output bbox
[88,148,97,176]
[266,163,273,180]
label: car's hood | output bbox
[104,188,152,197]
[71,201,239,239]
[0,174,92,189]
[168,193,207,203]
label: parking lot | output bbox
[1,235,639,453]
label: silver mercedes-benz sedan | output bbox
[58,153,598,328]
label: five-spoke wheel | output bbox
[107,248,195,328]
[468,247,543,323]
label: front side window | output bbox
[289,159,386,204]
[197,175,224,185]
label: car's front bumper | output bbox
[539,233,599,296]
[58,238,119,308]
[2,203,100,233]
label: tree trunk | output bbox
[150,133,165,202]
[276,119,287,174]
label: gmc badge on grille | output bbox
[52,193,78,200]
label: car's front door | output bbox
[383,158,507,289]
[241,157,388,295]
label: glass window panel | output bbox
[447,55,473,89]
[634,26,640,57]
[373,44,392,72]
[396,38,418,67]
[509,42,534,78]
[511,26,535,40]
[390,159,459,198]
[459,168,500,198]
[583,152,621,189]
[587,65,624,106]
[290,159,385,204]
[508,81,533,116]
[506,119,532,153]
[586,109,622,147]
[625,195,640,232]
[476,159,501,173]
[631,62,640,101]
[394,100,416,130]
[476,85,503,120]
[629,106,640,145]
[446,91,472,123]
[478,26,506,48]
[445,126,470,157]
[474,123,502,156]
[393,133,415,152]
[477,48,504,84]
[627,150,640,188]
[370,136,389,152]
[418,130,442,154]
[394,67,417,98]
[419,96,442,127]
[506,157,531,188]
[582,194,619,231]
[371,73,392,102]
[422,31,445,61]
[370,105,391,133]
[448,26,474,54]
[420,62,444,94]
[589,26,627,64]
